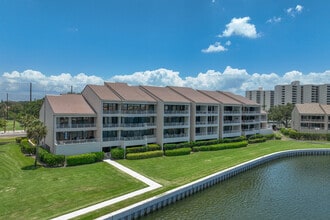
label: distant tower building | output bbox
[274,81,330,106]
[245,87,274,111]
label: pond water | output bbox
[143,156,330,220]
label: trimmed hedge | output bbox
[192,141,248,152]
[126,146,147,154]
[192,139,218,147]
[38,147,65,167]
[164,147,191,156]
[147,144,161,151]
[280,128,329,141]
[220,136,247,143]
[66,152,104,166]
[126,150,163,160]
[20,139,36,155]
[111,148,125,160]
[248,138,266,144]
[163,142,193,150]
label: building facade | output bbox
[40,83,271,155]
[291,103,330,133]
[245,88,274,111]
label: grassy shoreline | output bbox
[2,138,330,219]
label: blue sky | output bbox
[1,0,330,100]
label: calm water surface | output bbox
[143,156,330,220]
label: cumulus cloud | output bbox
[201,42,227,53]
[267,16,282,24]
[287,5,303,17]
[2,67,330,101]
[220,17,259,38]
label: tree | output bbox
[268,103,294,128]
[0,118,7,132]
[26,119,47,167]
[19,114,36,131]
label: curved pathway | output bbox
[51,159,162,220]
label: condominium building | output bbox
[245,88,274,111]
[274,81,330,106]
[291,103,330,133]
[40,83,271,155]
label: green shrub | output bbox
[164,142,193,150]
[38,148,65,167]
[192,141,248,152]
[126,150,163,160]
[15,137,23,143]
[163,143,177,150]
[20,139,36,155]
[164,148,191,156]
[220,136,246,143]
[192,139,218,147]
[263,133,275,140]
[126,146,147,154]
[147,144,161,151]
[94,152,104,162]
[275,133,282,140]
[248,137,267,144]
[66,152,103,166]
[111,148,125,160]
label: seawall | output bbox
[98,149,330,220]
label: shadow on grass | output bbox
[21,165,42,170]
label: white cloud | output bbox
[287,5,303,17]
[2,67,330,101]
[220,17,259,38]
[225,40,231,46]
[201,42,227,53]
[267,16,282,24]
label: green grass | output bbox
[3,137,330,220]
[0,120,23,132]
[76,140,330,219]
[0,138,147,220]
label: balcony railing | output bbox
[121,122,155,127]
[164,122,188,126]
[121,110,156,114]
[103,124,120,128]
[164,133,188,139]
[71,123,96,128]
[120,135,156,141]
[301,119,325,122]
[242,120,260,123]
[56,138,98,145]
[242,111,259,114]
[196,132,218,136]
[103,110,120,114]
[196,121,207,125]
[102,137,119,142]
[56,123,96,129]
[223,120,240,124]
[164,110,189,114]
[223,130,241,134]
[224,110,241,114]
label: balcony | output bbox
[242,120,260,124]
[164,122,188,127]
[224,110,241,114]
[164,110,189,115]
[56,138,98,145]
[301,119,325,122]
[164,133,188,139]
[102,137,119,142]
[121,122,156,127]
[120,135,156,141]
[103,123,120,128]
[196,111,207,115]
[196,132,218,136]
[224,120,240,124]
[103,110,120,114]
[121,110,156,114]
[242,111,259,115]
[56,123,96,129]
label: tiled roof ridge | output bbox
[218,91,243,104]
[139,86,162,101]
[197,90,224,104]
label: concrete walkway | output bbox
[51,159,162,220]
[0,130,26,138]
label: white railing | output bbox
[71,123,96,128]
[164,122,188,126]
[164,133,188,139]
[56,138,98,145]
[223,120,240,124]
[164,110,189,114]
[224,110,241,114]
[102,137,119,142]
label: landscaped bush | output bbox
[38,147,65,167]
[164,142,193,150]
[20,139,36,155]
[220,136,247,143]
[110,148,125,160]
[192,141,248,152]
[15,137,23,144]
[126,146,147,154]
[164,147,191,156]
[66,152,103,166]
[163,143,178,150]
[275,133,282,140]
[94,152,105,162]
[263,133,276,140]
[248,138,266,144]
[192,139,218,147]
[147,144,161,151]
[126,150,163,160]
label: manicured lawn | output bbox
[0,138,147,220]
[77,140,330,219]
[0,120,23,132]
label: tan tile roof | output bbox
[320,104,330,114]
[105,82,156,102]
[220,91,259,105]
[86,85,121,101]
[46,94,96,115]
[141,86,190,103]
[295,103,325,114]
[198,90,241,105]
[168,86,218,104]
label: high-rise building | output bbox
[245,88,274,111]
